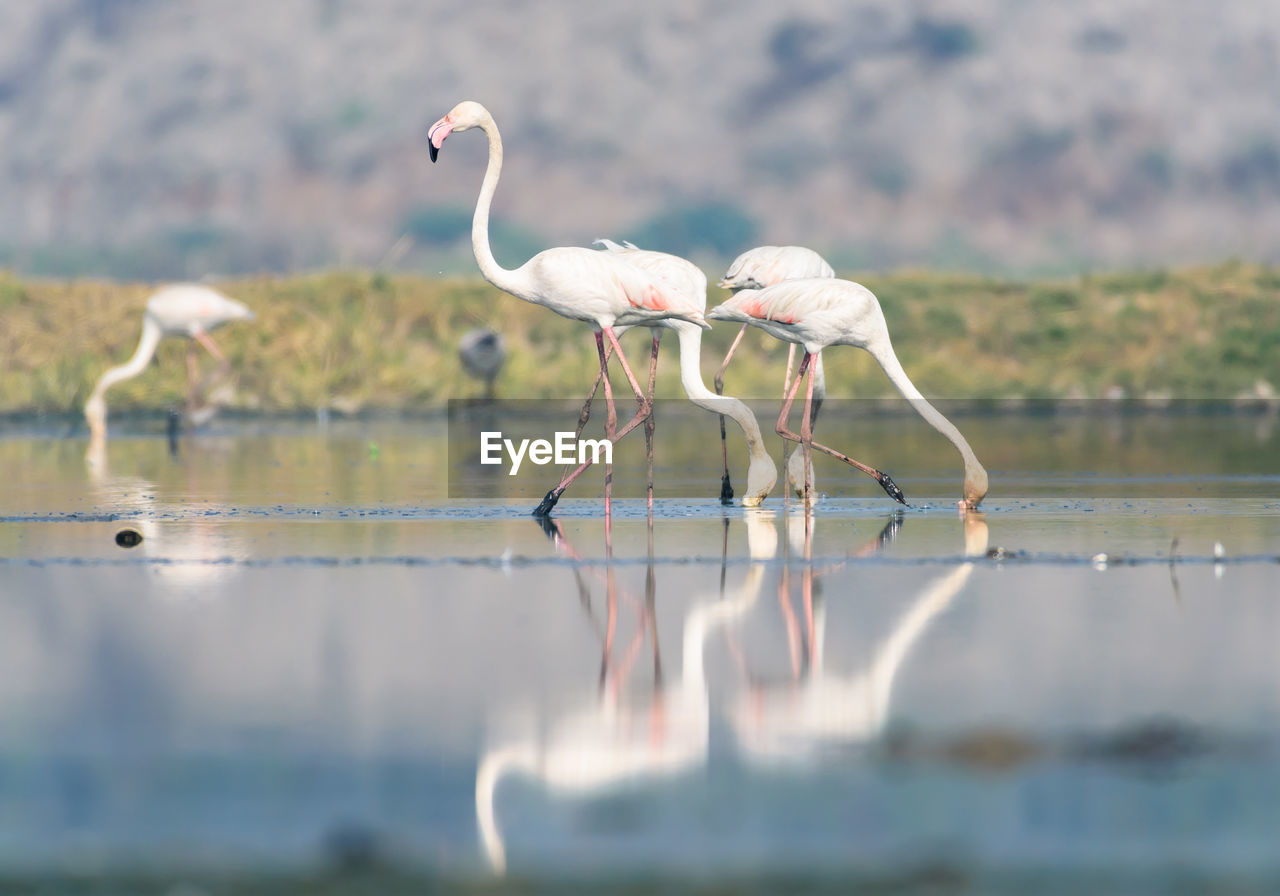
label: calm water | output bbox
[1,408,1278,892]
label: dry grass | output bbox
[2,262,1277,417]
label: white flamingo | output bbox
[427,101,712,518]
[708,278,988,509]
[475,513,778,874]
[84,284,254,444]
[715,246,836,499]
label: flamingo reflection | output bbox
[475,513,778,874]
[728,511,988,764]
[86,438,247,591]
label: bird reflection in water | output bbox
[85,437,247,592]
[727,510,988,765]
[476,512,778,874]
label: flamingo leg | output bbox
[600,333,617,524]
[713,323,750,503]
[555,341,614,486]
[775,352,907,505]
[801,357,816,509]
[643,331,661,516]
[533,328,654,518]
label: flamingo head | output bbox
[960,463,989,511]
[740,452,778,508]
[428,100,490,162]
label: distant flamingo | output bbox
[708,278,988,509]
[427,101,710,518]
[84,284,254,443]
[458,327,507,400]
[716,246,835,499]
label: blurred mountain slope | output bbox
[1,0,1277,277]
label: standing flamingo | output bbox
[708,278,988,509]
[84,284,255,443]
[715,246,836,499]
[427,101,711,518]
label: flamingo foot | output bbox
[532,489,561,518]
[720,473,734,505]
[876,471,908,505]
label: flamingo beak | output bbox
[427,118,453,163]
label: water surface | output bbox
[1,410,1277,891]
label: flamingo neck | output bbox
[862,336,986,489]
[475,743,538,875]
[672,324,769,466]
[470,115,522,296]
[85,317,163,435]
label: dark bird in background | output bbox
[459,327,507,400]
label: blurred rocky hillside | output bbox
[2,0,1278,279]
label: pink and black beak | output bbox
[427,117,453,163]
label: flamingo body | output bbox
[719,245,834,291]
[427,101,708,334]
[709,278,989,508]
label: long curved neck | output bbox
[672,324,769,464]
[85,317,163,434]
[863,559,975,726]
[470,116,523,296]
[681,564,766,695]
[863,335,984,483]
[475,743,538,875]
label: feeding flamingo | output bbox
[715,246,836,499]
[708,277,988,509]
[427,100,712,518]
[84,284,254,444]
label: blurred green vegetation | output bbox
[1,261,1277,417]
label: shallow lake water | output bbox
[1,407,1278,892]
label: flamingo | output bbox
[458,327,506,400]
[715,246,836,499]
[84,284,255,444]
[427,100,711,518]
[708,278,988,509]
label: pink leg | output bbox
[801,357,816,509]
[556,341,613,487]
[644,331,661,516]
[533,327,655,518]
[775,351,908,505]
[600,333,617,525]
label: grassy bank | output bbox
[2,262,1278,417]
